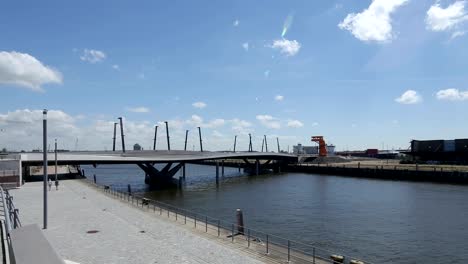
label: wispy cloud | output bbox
[0,51,62,91]
[395,90,422,104]
[287,120,304,128]
[338,0,409,43]
[242,42,249,51]
[80,49,106,63]
[270,39,301,56]
[233,20,239,27]
[126,107,150,113]
[275,95,284,101]
[192,101,207,109]
[256,115,281,129]
[436,88,468,101]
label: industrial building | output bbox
[293,143,335,155]
[407,139,468,164]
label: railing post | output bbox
[217,220,220,237]
[287,240,290,262]
[266,234,269,254]
[205,216,208,232]
[313,247,316,264]
[231,224,234,242]
[184,212,187,224]
[175,209,178,221]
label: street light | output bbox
[42,109,48,229]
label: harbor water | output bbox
[83,164,468,264]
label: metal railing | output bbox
[87,180,372,264]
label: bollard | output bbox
[330,254,344,264]
[236,209,244,234]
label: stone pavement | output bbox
[10,180,267,264]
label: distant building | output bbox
[293,143,335,155]
[406,138,468,164]
[133,143,142,151]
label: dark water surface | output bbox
[83,164,468,264]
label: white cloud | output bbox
[242,42,249,51]
[256,115,281,129]
[451,30,466,39]
[192,101,207,109]
[80,49,106,63]
[126,107,150,113]
[436,88,468,101]
[112,64,120,70]
[426,1,468,32]
[233,20,239,27]
[230,118,252,135]
[275,95,284,101]
[338,0,409,42]
[395,90,422,104]
[287,120,304,128]
[264,70,270,78]
[270,39,301,56]
[0,51,62,91]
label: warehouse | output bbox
[407,139,468,164]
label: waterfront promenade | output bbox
[10,180,270,264]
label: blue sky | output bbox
[1,0,468,151]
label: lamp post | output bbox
[54,139,58,188]
[153,125,158,151]
[42,109,48,229]
[165,121,170,151]
[118,117,125,152]
[198,127,203,152]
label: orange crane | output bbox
[311,136,327,157]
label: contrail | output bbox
[281,12,294,38]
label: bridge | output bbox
[8,151,298,187]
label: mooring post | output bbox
[118,117,125,152]
[165,121,170,151]
[112,122,117,151]
[153,125,158,150]
[236,209,244,234]
[42,109,48,230]
[184,130,189,151]
[233,135,237,152]
[277,137,280,153]
[198,126,203,152]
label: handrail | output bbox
[89,180,373,264]
[0,187,11,236]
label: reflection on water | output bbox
[83,164,468,264]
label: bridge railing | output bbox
[86,180,373,264]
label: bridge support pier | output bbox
[216,161,219,186]
[242,159,274,176]
[137,162,183,188]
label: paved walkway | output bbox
[10,180,267,264]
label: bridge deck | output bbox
[15,151,298,165]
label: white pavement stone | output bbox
[10,180,267,264]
